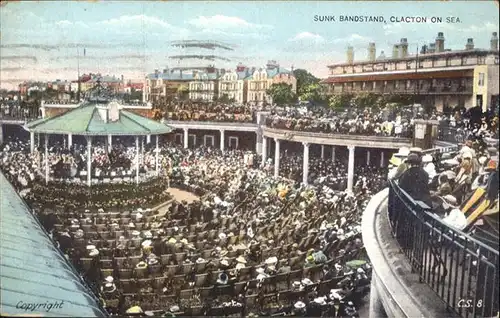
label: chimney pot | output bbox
[368,43,376,62]
[435,32,445,53]
[347,46,354,64]
[491,32,499,50]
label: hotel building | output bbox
[323,32,499,112]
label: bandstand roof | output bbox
[0,172,108,317]
[25,102,172,136]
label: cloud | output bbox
[189,15,272,30]
[50,54,147,61]
[0,43,139,51]
[98,14,172,29]
[199,28,268,40]
[55,20,89,28]
[1,56,38,63]
[289,32,325,43]
[332,34,373,44]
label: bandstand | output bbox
[24,99,172,187]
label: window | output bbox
[478,73,485,86]
[478,56,485,64]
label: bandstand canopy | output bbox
[25,101,172,136]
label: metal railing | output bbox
[0,108,40,122]
[388,179,499,318]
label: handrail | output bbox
[388,179,499,318]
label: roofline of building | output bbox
[327,49,499,68]
[322,69,474,83]
[324,65,476,80]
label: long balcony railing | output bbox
[388,179,499,318]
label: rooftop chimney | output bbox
[400,38,408,57]
[428,43,436,53]
[392,44,400,59]
[435,32,445,53]
[491,32,498,51]
[377,50,386,60]
[368,42,376,62]
[420,45,428,55]
[347,46,354,64]
[465,38,474,50]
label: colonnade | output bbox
[261,137,387,193]
[30,132,158,187]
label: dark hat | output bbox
[407,153,421,165]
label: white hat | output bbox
[86,245,96,250]
[395,147,410,157]
[142,240,152,248]
[128,222,135,228]
[180,238,188,245]
[255,267,265,274]
[196,258,206,264]
[422,155,433,163]
[136,212,143,220]
[256,273,268,281]
[89,249,99,257]
[220,259,229,267]
[236,255,247,264]
[105,276,114,283]
[265,256,278,265]
[479,156,488,165]
[294,301,306,309]
[98,208,105,213]
[75,229,84,239]
[132,230,140,236]
[443,195,457,206]
[143,231,153,239]
[235,263,245,270]
[301,278,313,285]
[313,297,327,305]
[170,306,180,313]
[218,233,227,240]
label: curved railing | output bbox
[388,179,499,318]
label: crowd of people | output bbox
[153,101,259,123]
[0,133,387,317]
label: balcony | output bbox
[363,180,499,318]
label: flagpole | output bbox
[77,47,81,102]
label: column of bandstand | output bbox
[220,129,225,151]
[302,142,310,185]
[183,128,189,149]
[366,149,371,166]
[262,136,268,163]
[347,145,355,194]
[274,138,280,178]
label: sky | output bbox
[0,0,498,89]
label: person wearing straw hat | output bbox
[388,147,410,180]
[399,153,431,206]
[293,301,306,316]
[125,305,143,316]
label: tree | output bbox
[328,93,353,109]
[293,69,320,95]
[298,83,327,105]
[351,92,382,109]
[266,83,297,106]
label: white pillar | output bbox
[45,134,49,185]
[0,125,3,145]
[183,128,188,149]
[220,129,225,151]
[366,150,371,166]
[140,136,144,164]
[262,137,268,163]
[107,134,112,152]
[255,130,263,154]
[321,145,325,160]
[332,146,336,162]
[274,138,280,178]
[30,132,35,153]
[135,136,140,185]
[347,145,355,194]
[303,142,310,185]
[146,134,151,144]
[155,135,159,176]
[86,136,92,187]
[68,134,73,149]
[369,276,386,318]
[380,151,385,168]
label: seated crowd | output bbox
[154,101,259,123]
[266,107,414,138]
[0,136,383,317]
